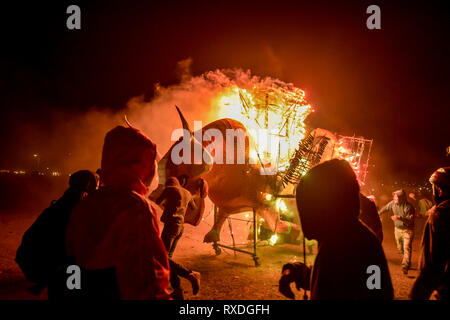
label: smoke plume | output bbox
[45,65,307,174]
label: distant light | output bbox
[264,193,273,201]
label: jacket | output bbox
[65,126,171,299]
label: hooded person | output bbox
[379,189,415,274]
[411,167,450,300]
[15,170,99,298]
[155,176,201,300]
[65,126,171,300]
[156,176,197,258]
[279,159,393,300]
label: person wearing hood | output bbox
[279,159,393,300]
[65,126,171,299]
[15,170,99,298]
[379,189,415,274]
[156,176,197,258]
[410,167,450,300]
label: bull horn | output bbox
[175,105,192,134]
[124,115,136,129]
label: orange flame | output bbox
[211,84,313,169]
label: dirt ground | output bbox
[0,204,426,300]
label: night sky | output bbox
[1,0,449,183]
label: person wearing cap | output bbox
[378,189,416,274]
[410,167,450,300]
[65,126,171,299]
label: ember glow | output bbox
[202,73,372,186]
[335,139,362,176]
[332,136,373,184]
[212,83,313,170]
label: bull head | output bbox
[153,106,213,226]
[159,106,213,183]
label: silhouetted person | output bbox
[359,193,383,242]
[410,167,450,300]
[154,175,202,299]
[15,170,99,298]
[65,126,171,299]
[279,159,393,300]
[379,189,415,274]
[156,176,197,258]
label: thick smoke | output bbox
[52,62,306,174]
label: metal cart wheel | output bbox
[213,242,222,256]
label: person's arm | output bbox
[378,201,392,216]
[407,204,415,220]
[156,189,168,206]
[399,204,415,222]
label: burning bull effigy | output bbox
[151,75,373,262]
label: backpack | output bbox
[15,198,72,285]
